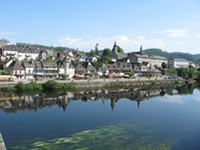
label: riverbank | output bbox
[0,132,6,150]
[0,77,186,91]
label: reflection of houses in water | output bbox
[166,89,178,96]
[104,89,161,110]
[0,92,74,113]
[0,88,162,113]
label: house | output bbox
[168,58,190,69]
[75,52,87,62]
[128,46,168,68]
[1,45,19,59]
[101,62,133,74]
[53,51,69,61]
[2,44,47,61]
[85,56,98,62]
[41,60,58,78]
[74,62,96,74]
[4,58,25,78]
[57,57,75,78]
[22,60,44,79]
[46,49,54,58]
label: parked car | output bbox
[168,77,172,79]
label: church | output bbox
[111,42,168,68]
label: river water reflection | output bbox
[0,84,200,150]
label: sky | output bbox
[0,0,200,54]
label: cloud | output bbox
[0,31,20,35]
[160,95,184,104]
[58,35,166,52]
[196,35,200,37]
[166,40,187,46]
[129,33,137,36]
[162,29,189,37]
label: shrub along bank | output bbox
[2,80,75,92]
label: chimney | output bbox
[13,57,16,61]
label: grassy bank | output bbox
[2,80,75,92]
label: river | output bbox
[0,83,200,150]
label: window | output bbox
[20,71,21,73]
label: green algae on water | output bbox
[11,122,172,150]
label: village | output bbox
[0,39,198,82]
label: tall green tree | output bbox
[162,62,167,69]
[178,67,195,79]
[117,45,124,53]
[89,50,96,56]
[103,48,112,56]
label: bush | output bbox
[175,80,180,84]
[124,72,135,77]
[2,87,16,92]
[15,82,24,91]
[43,80,59,90]
[110,82,123,88]
[152,81,156,85]
[42,80,75,90]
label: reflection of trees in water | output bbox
[176,84,196,95]
[1,83,200,113]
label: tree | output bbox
[95,43,99,55]
[154,64,158,68]
[117,45,124,53]
[73,50,79,55]
[50,46,55,51]
[178,67,195,79]
[46,56,53,60]
[71,60,75,64]
[59,73,69,80]
[89,49,96,56]
[124,72,135,77]
[15,81,24,91]
[149,73,153,79]
[103,48,112,56]
[0,70,8,75]
[85,52,90,56]
[162,62,167,69]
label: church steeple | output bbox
[140,45,143,53]
[112,41,118,54]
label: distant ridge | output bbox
[33,44,200,64]
[33,44,76,51]
[143,48,200,64]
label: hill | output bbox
[33,44,76,51]
[143,48,200,64]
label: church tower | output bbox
[140,45,143,53]
[112,41,118,54]
[111,41,118,60]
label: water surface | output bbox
[0,84,200,149]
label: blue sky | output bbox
[0,0,200,54]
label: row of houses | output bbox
[111,41,197,69]
[0,39,198,78]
